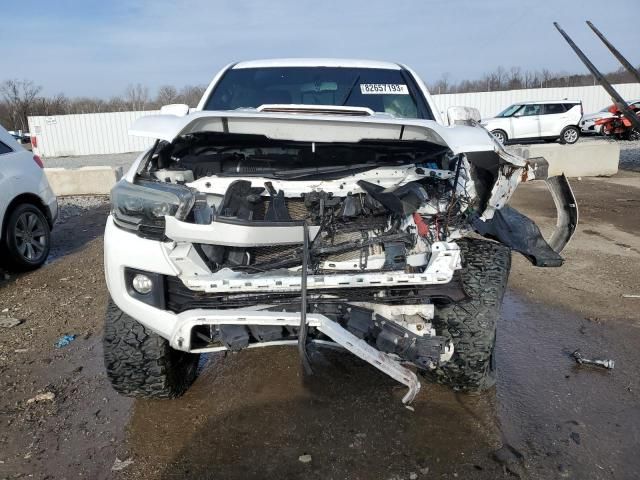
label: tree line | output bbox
[0,81,206,132]
[427,66,636,95]
[1,65,638,132]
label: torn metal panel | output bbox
[479,164,524,221]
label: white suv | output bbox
[481,101,583,144]
[103,59,577,403]
[0,125,57,270]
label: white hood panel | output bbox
[129,110,507,157]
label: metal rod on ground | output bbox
[553,22,640,131]
[586,21,640,84]
[298,222,313,375]
[571,350,615,369]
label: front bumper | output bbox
[104,216,463,403]
[580,120,602,133]
[104,216,462,345]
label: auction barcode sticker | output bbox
[360,84,409,95]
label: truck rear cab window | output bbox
[203,67,433,120]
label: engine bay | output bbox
[139,132,485,277]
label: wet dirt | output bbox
[117,292,640,480]
[1,173,639,479]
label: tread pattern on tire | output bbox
[103,298,200,398]
[425,238,511,392]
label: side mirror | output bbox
[447,106,481,126]
[160,104,190,116]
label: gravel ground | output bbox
[618,139,640,171]
[56,196,110,220]
[1,174,640,479]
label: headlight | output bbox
[111,179,195,239]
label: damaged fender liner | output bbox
[472,206,563,267]
[473,168,578,267]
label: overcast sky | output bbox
[2,0,638,98]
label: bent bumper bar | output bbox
[172,309,421,404]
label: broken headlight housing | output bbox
[111,179,195,239]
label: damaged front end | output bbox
[110,112,577,403]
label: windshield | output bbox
[203,67,431,119]
[496,104,522,117]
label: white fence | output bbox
[431,83,640,119]
[28,110,159,157]
[28,83,640,157]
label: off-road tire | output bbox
[425,238,511,392]
[103,298,200,398]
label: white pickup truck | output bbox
[102,59,577,403]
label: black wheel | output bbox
[425,238,511,392]
[490,130,508,144]
[103,298,200,398]
[1,203,51,271]
[625,129,640,141]
[559,126,580,144]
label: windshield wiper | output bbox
[340,75,361,106]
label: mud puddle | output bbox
[120,292,640,480]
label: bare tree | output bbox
[39,93,69,115]
[70,97,107,114]
[507,67,523,90]
[124,83,150,111]
[178,85,207,107]
[156,85,178,106]
[0,79,42,131]
[3,63,639,130]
